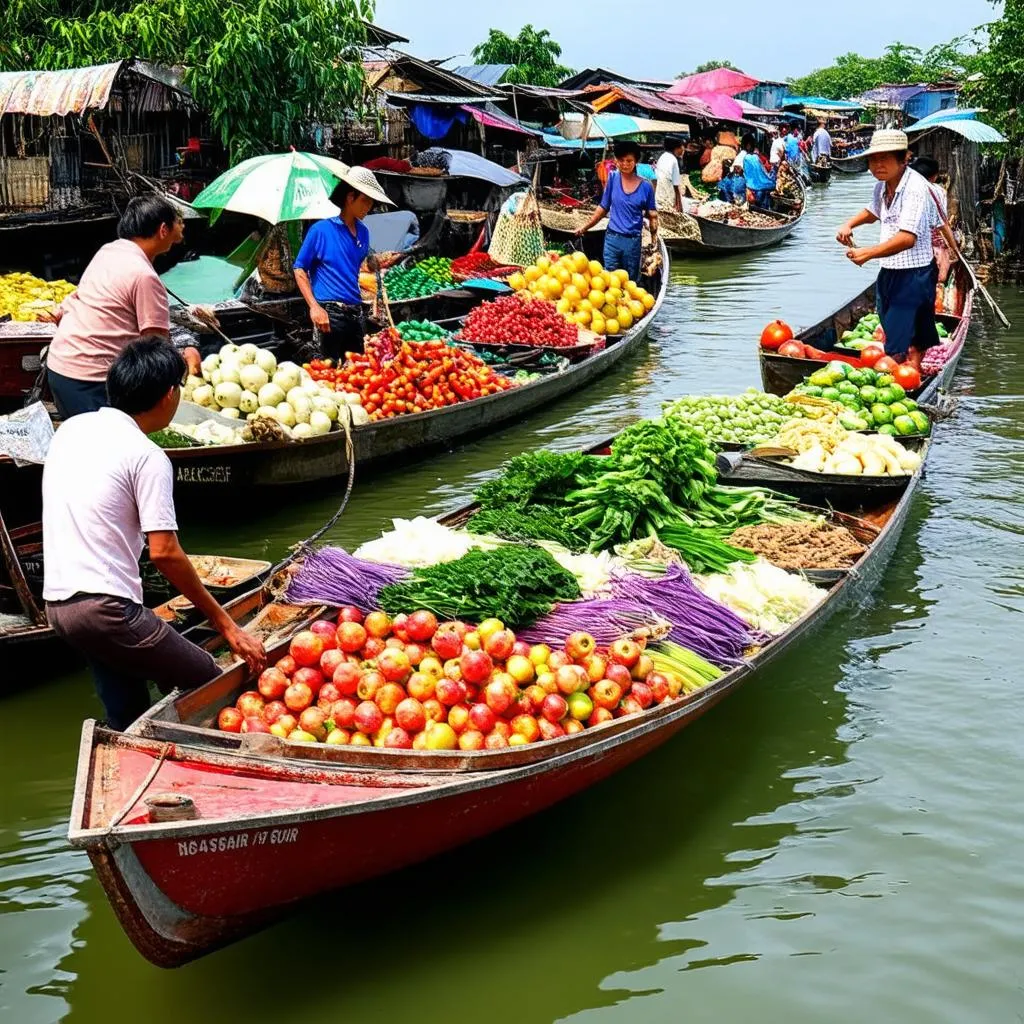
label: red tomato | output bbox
[760,320,794,351]
[893,364,922,390]
[860,344,886,368]
[874,356,900,375]
[777,340,807,358]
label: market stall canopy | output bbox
[781,96,864,111]
[682,92,745,120]
[587,84,711,121]
[557,112,692,139]
[192,151,352,224]
[906,109,1007,143]
[417,148,526,186]
[450,65,513,88]
[0,59,190,117]
[856,84,926,108]
[667,68,759,99]
[461,103,543,138]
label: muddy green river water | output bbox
[2,177,1022,1023]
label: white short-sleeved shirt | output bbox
[655,151,681,188]
[868,167,940,270]
[42,407,178,604]
[770,137,786,165]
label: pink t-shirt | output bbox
[47,239,169,382]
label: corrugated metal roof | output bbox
[450,65,512,87]
[907,110,1006,143]
[383,91,501,106]
[857,84,925,106]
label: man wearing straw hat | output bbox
[293,166,394,360]
[836,129,943,371]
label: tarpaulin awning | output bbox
[667,68,759,99]
[418,148,525,186]
[450,65,513,87]
[857,84,925,107]
[462,104,542,138]
[542,133,606,150]
[782,96,864,111]
[587,84,710,120]
[558,112,692,139]
[684,92,744,120]
[408,104,467,139]
[906,109,1006,143]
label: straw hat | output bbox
[339,166,395,206]
[862,129,910,157]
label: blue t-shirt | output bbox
[784,135,801,161]
[599,173,656,236]
[293,217,369,304]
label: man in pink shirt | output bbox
[45,195,201,418]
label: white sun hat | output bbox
[862,129,910,157]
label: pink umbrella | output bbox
[667,67,759,99]
[680,91,746,120]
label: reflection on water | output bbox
[2,179,1023,1024]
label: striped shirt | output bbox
[868,168,940,270]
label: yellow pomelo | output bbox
[590,314,606,335]
[601,303,618,319]
[537,256,551,273]
[605,318,620,335]
[641,292,655,310]
[617,307,633,329]
[563,285,582,305]
[571,272,589,293]
[574,309,591,325]
[508,272,526,291]
[556,298,571,315]
[614,269,629,285]
[629,299,645,319]
[524,266,541,283]
[588,260,603,276]
[572,251,590,273]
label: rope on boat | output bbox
[105,743,173,839]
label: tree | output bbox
[679,60,744,77]
[0,0,372,163]
[971,1,1024,143]
[471,25,572,87]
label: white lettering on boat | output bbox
[176,827,300,857]
[175,465,232,485]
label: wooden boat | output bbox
[68,449,926,966]
[808,163,832,184]
[664,205,802,257]
[0,322,50,409]
[831,153,868,175]
[759,260,975,405]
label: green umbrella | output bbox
[192,150,351,224]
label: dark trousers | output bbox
[315,302,366,361]
[47,593,220,730]
[47,367,107,419]
[603,231,643,284]
[877,262,940,360]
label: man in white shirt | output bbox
[769,127,787,167]
[835,129,943,370]
[655,136,685,212]
[44,338,265,728]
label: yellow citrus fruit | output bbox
[555,266,572,285]
[579,299,593,313]
[590,314,606,335]
[590,273,607,293]
[537,256,551,273]
[563,285,582,305]
[574,308,591,325]
[524,266,541,283]
[572,251,590,273]
[588,289,604,307]
[605,318,620,335]
[601,303,617,319]
[588,260,603,277]
[556,297,571,315]
[508,272,525,291]
[614,269,629,285]
[626,281,641,298]
[629,299,645,319]
[546,277,563,299]
[571,272,589,293]
[606,286,622,304]
[641,292,655,311]
[617,307,633,330]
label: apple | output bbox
[353,700,384,735]
[588,707,614,727]
[666,675,683,699]
[430,626,463,661]
[336,605,363,624]
[391,613,410,643]
[418,656,445,681]
[435,677,465,707]
[275,655,297,677]
[589,679,623,711]
[566,691,593,722]
[362,637,386,660]
[241,716,271,734]
[424,722,458,750]
[269,722,290,738]
[262,700,288,725]
[310,619,338,649]
[484,678,515,716]
[506,654,535,684]
[329,698,357,730]
[422,698,445,724]
[609,638,640,668]
[326,728,351,745]
[316,682,344,709]
[287,729,317,743]
[356,669,384,702]
[442,658,462,682]
[563,719,584,735]
[293,667,323,693]
[377,648,412,684]
[618,695,643,717]
[403,643,427,667]
[647,672,671,702]
[319,649,346,679]
[332,661,361,696]
[604,663,633,688]
[463,630,481,651]
[511,641,531,659]
[556,664,588,696]
[384,727,413,749]
[491,720,512,740]
[511,715,541,743]
[537,671,558,694]
[276,713,297,734]
[371,681,401,714]
[289,630,324,667]
[459,730,485,751]
[406,672,435,701]
[298,707,327,741]
[363,610,391,638]
[405,610,439,643]
[350,731,372,747]
[510,691,533,718]
[508,734,529,747]
[630,681,654,709]
[565,631,596,661]
[236,691,265,719]
[447,703,471,734]
[484,731,509,749]
[529,643,552,667]
[477,617,505,642]
[547,650,571,671]
[395,697,426,733]
[524,683,547,712]
[335,621,368,653]
[540,693,568,723]
[483,628,515,661]
[631,654,655,681]
[583,654,608,684]
[538,718,566,741]
[463,684,480,704]
[257,667,289,701]
[384,637,405,650]
[412,731,428,750]
[459,649,493,684]
[468,703,496,733]
[218,707,243,732]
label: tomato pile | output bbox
[459,293,581,348]
[313,338,514,419]
[218,609,689,751]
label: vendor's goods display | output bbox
[770,422,923,476]
[663,391,809,446]
[382,264,451,300]
[506,251,655,337]
[0,272,76,320]
[727,522,866,570]
[450,252,519,281]
[458,293,580,349]
[834,310,950,353]
[394,320,449,342]
[790,361,931,435]
[412,256,455,288]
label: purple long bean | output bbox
[285,547,408,609]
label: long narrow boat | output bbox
[831,153,868,175]
[68,454,925,966]
[759,260,974,404]
[664,206,802,257]
[808,163,832,184]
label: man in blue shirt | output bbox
[293,166,394,359]
[575,141,658,283]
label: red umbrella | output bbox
[666,67,759,99]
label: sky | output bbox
[374,0,998,83]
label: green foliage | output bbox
[679,59,743,76]
[471,24,572,87]
[971,1,1024,143]
[790,39,983,100]
[0,0,372,164]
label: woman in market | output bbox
[293,166,394,360]
[836,130,942,371]
[575,141,658,284]
[910,155,958,288]
[739,134,777,208]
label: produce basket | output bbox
[457,334,605,364]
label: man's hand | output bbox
[846,247,873,266]
[574,226,587,238]
[183,346,202,376]
[836,223,855,246]
[310,303,330,332]
[225,623,266,674]
[37,307,63,325]
[366,253,380,273]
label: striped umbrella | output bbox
[192,151,351,224]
